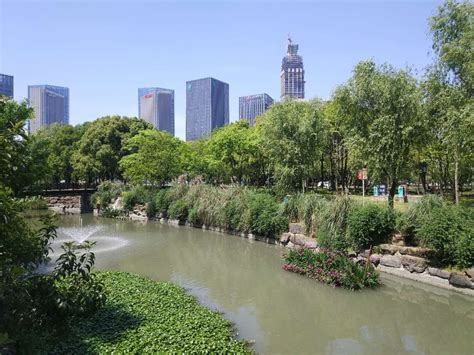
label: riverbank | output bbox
[36,271,250,353]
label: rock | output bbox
[360,249,371,258]
[427,267,451,279]
[401,255,427,273]
[380,255,402,268]
[399,246,434,258]
[465,267,474,280]
[391,233,406,246]
[280,232,292,245]
[369,254,381,266]
[289,223,304,235]
[379,244,403,255]
[286,241,296,249]
[290,234,318,249]
[449,272,473,289]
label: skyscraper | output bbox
[138,87,175,136]
[280,37,305,99]
[186,77,229,141]
[239,93,274,126]
[0,74,14,98]
[28,85,69,133]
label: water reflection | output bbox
[53,214,474,355]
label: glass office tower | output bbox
[239,93,274,126]
[280,37,305,99]
[28,85,69,133]
[138,87,175,136]
[0,74,14,98]
[186,77,229,141]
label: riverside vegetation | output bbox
[1,0,473,351]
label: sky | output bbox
[1,0,444,140]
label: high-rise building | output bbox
[138,87,175,136]
[0,74,14,98]
[239,93,274,126]
[280,37,305,99]
[28,85,69,133]
[186,77,229,141]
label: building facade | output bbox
[280,37,305,99]
[28,85,69,133]
[186,77,229,141]
[0,74,14,98]
[239,93,274,126]
[138,87,175,136]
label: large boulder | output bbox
[465,267,474,280]
[290,234,318,249]
[391,233,406,246]
[399,246,434,258]
[379,244,403,255]
[369,254,381,266]
[427,267,451,279]
[380,254,402,268]
[449,272,473,289]
[401,255,428,273]
[289,223,304,234]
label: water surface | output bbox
[52,214,474,355]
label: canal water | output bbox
[52,214,474,355]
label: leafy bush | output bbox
[168,199,188,221]
[283,193,328,237]
[16,196,48,210]
[100,207,122,218]
[347,204,395,251]
[154,189,172,217]
[317,196,354,252]
[283,247,380,290]
[247,192,288,237]
[91,181,123,209]
[122,185,152,211]
[39,272,249,354]
[187,207,200,225]
[415,205,473,268]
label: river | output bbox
[50,214,474,355]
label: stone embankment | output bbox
[279,223,474,296]
[46,195,82,214]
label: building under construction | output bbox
[280,37,305,99]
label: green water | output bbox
[54,214,474,355]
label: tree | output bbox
[423,0,474,203]
[72,116,152,183]
[119,129,185,186]
[259,100,324,193]
[336,61,423,208]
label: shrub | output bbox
[283,193,328,237]
[283,247,380,290]
[122,185,152,211]
[91,181,123,209]
[223,190,249,231]
[187,207,200,225]
[347,204,395,251]
[247,192,288,237]
[168,199,189,221]
[415,205,473,268]
[317,196,354,252]
[154,189,172,216]
[100,207,122,218]
[16,196,48,210]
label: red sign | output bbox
[357,169,368,180]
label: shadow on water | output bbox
[50,304,143,354]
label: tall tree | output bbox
[337,61,423,207]
[120,129,185,186]
[259,100,324,193]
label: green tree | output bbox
[336,61,423,207]
[72,116,152,183]
[259,100,324,193]
[423,0,474,203]
[120,129,184,186]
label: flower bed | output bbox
[283,247,380,290]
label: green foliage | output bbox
[260,100,324,192]
[122,185,152,211]
[347,204,395,251]
[91,180,124,209]
[168,199,189,221]
[37,272,249,353]
[120,129,185,186]
[246,192,288,237]
[154,189,172,216]
[317,196,354,252]
[283,247,380,290]
[283,193,328,237]
[15,196,48,210]
[54,241,106,317]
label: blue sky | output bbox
[1,0,444,139]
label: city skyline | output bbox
[239,93,274,127]
[1,1,445,139]
[138,87,175,136]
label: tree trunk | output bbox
[388,178,397,209]
[454,151,459,204]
